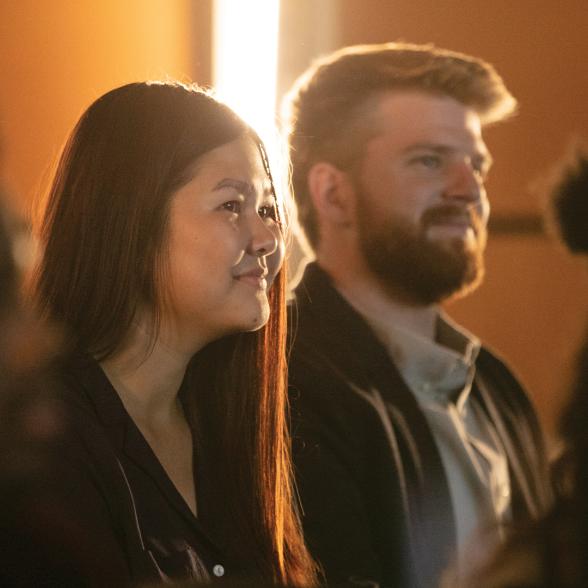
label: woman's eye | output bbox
[221,200,241,214]
[259,204,278,220]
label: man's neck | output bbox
[317,257,439,342]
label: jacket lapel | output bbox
[295,263,457,585]
[472,355,550,520]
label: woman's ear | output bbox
[307,162,355,227]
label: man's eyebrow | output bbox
[402,143,458,155]
[403,143,493,168]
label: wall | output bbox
[0,0,194,215]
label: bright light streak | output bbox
[213,0,280,147]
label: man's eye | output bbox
[415,154,442,169]
[221,201,241,213]
[259,204,278,220]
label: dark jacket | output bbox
[289,264,552,588]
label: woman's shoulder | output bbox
[55,352,126,433]
[47,352,130,490]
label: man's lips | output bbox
[426,220,475,240]
[429,217,472,228]
[423,207,478,236]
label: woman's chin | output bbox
[243,303,271,332]
[220,300,271,336]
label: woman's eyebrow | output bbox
[262,183,276,199]
[213,178,254,195]
[214,178,276,200]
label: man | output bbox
[283,43,552,588]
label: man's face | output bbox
[351,91,491,306]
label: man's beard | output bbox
[357,196,487,306]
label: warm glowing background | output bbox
[1,0,587,444]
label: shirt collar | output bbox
[365,311,480,407]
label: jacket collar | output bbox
[292,263,394,387]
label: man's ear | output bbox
[307,162,355,226]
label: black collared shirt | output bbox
[58,354,229,585]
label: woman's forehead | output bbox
[190,136,268,182]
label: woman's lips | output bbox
[234,268,269,289]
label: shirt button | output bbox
[500,485,510,498]
[213,564,225,577]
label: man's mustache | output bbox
[421,205,483,232]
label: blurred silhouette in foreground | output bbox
[447,142,588,587]
[0,201,130,586]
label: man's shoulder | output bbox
[476,344,527,393]
[474,344,538,423]
[288,300,390,428]
[289,263,379,358]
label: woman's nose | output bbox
[248,215,279,257]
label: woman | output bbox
[31,81,316,586]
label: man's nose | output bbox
[247,214,279,257]
[443,159,483,204]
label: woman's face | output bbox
[163,135,284,352]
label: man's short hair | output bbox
[283,42,517,248]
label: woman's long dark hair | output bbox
[31,81,316,586]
